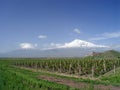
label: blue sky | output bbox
[0,0,120,52]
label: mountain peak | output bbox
[61,39,107,48]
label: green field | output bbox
[0,53,120,90]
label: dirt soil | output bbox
[38,75,120,90]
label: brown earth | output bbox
[38,75,120,90]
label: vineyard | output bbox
[13,57,120,77]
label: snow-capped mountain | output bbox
[0,39,111,58]
[59,39,107,48]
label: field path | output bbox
[38,75,120,90]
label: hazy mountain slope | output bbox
[0,47,107,58]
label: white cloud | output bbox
[50,43,61,47]
[19,43,37,49]
[42,43,62,50]
[89,31,120,41]
[73,28,81,34]
[103,32,120,38]
[89,37,106,41]
[38,35,47,39]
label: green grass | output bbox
[100,67,120,86]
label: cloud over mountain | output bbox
[19,43,37,49]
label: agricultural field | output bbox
[0,51,120,90]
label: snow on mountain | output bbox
[58,39,108,48]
